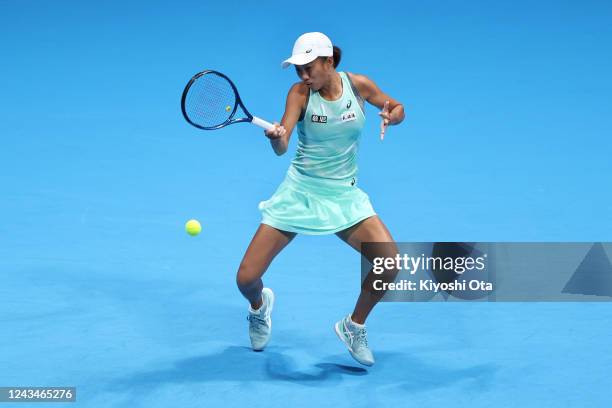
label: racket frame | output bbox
[181,70,273,131]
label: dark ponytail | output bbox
[332,45,342,68]
[319,45,342,68]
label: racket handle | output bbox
[251,116,275,131]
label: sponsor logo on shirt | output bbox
[341,111,356,122]
[347,100,352,109]
[311,114,327,123]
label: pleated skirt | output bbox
[258,165,376,235]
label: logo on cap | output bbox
[305,48,312,53]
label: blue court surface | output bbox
[2,1,612,407]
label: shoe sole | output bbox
[252,288,274,351]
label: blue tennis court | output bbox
[2,1,611,406]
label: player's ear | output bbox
[321,56,333,70]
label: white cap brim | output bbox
[281,53,318,69]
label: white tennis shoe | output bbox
[247,288,274,351]
[334,314,375,366]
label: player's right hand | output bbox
[264,122,286,140]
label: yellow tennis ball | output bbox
[225,105,231,112]
[185,219,202,236]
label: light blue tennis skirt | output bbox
[258,165,377,235]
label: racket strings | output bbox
[184,73,237,128]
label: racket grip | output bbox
[251,116,275,131]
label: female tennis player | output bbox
[236,32,404,366]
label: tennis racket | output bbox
[181,70,274,131]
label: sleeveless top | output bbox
[290,71,366,181]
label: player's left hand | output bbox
[378,100,390,140]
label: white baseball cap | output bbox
[281,32,333,69]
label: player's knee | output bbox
[373,243,401,282]
[236,263,259,289]
[380,265,400,283]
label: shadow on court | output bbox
[107,346,498,390]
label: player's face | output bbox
[295,58,333,91]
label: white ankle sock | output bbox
[349,316,365,328]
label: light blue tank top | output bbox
[291,71,366,180]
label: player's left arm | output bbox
[348,73,405,139]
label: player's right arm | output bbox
[265,82,308,156]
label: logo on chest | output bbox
[341,111,357,122]
[311,114,327,123]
